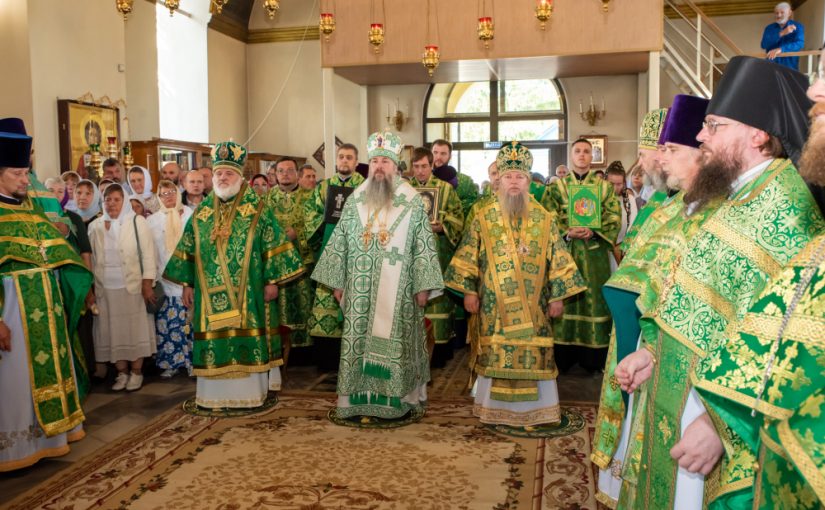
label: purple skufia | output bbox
[658,94,709,149]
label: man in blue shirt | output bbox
[761,2,805,70]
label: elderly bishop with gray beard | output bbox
[312,131,444,424]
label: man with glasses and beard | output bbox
[164,140,304,410]
[445,141,585,429]
[614,56,824,510]
[311,132,443,423]
[690,50,825,510]
[304,143,366,370]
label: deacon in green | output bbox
[0,123,93,472]
[312,132,443,420]
[595,96,712,508]
[409,146,464,365]
[692,53,825,510]
[616,57,825,510]
[303,143,365,369]
[445,141,585,427]
[592,104,670,506]
[164,140,304,409]
[266,156,315,354]
[542,138,621,372]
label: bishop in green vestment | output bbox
[266,158,315,350]
[542,139,621,372]
[615,57,825,510]
[408,147,465,360]
[0,126,93,472]
[312,132,443,420]
[445,142,585,427]
[303,144,365,368]
[693,57,825,510]
[164,141,304,409]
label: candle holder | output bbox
[164,0,179,16]
[478,17,494,48]
[106,136,119,160]
[535,0,553,30]
[600,0,611,12]
[579,97,606,126]
[122,142,134,168]
[422,45,440,77]
[116,0,133,20]
[263,0,280,19]
[212,0,229,14]
[369,23,385,54]
[319,12,336,41]
[88,144,103,180]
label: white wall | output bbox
[796,0,825,54]
[0,0,33,135]
[27,0,128,177]
[208,30,248,143]
[157,2,210,143]
[367,84,430,148]
[125,0,160,142]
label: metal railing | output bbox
[662,0,822,98]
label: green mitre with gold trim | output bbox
[496,141,533,176]
[211,139,247,174]
[367,131,403,165]
[638,108,668,150]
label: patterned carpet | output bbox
[6,393,601,510]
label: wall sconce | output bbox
[387,99,405,131]
[579,93,606,126]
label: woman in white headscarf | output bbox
[87,184,157,392]
[147,180,194,378]
[127,165,161,213]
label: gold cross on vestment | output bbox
[211,225,231,241]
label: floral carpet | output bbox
[6,393,600,510]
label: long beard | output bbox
[684,145,742,213]
[213,178,242,201]
[498,190,529,220]
[798,104,825,186]
[364,176,395,210]
[644,167,667,192]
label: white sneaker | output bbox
[126,373,143,391]
[112,372,129,391]
[160,368,178,379]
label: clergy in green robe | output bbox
[164,140,304,409]
[409,147,465,363]
[266,157,315,350]
[445,141,586,427]
[615,57,825,510]
[541,139,621,372]
[0,127,93,472]
[312,132,443,420]
[693,58,825,510]
[303,144,365,369]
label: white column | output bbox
[648,51,661,110]
[322,68,337,179]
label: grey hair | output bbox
[775,2,792,10]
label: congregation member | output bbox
[605,161,639,268]
[148,180,194,378]
[615,56,823,509]
[266,162,278,187]
[408,146,465,366]
[88,184,158,392]
[199,166,213,194]
[311,131,443,421]
[542,139,621,373]
[761,2,804,71]
[627,164,646,209]
[593,96,707,508]
[161,161,182,187]
[182,168,206,207]
[299,163,317,190]
[74,179,102,226]
[304,143,365,370]
[266,157,316,358]
[61,170,81,211]
[101,158,130,193]
[689,49,825,510]
[129,195,148,218]
[164,140,304,409]
[250,173,270,196]
[0,123,93,472]
[483,161,499,197]
[445,142,585,428]
[128,165,160,213]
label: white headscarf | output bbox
[75,179,101,222]
[129,165,154,200]
[102,184,136,237]
[157,183,185,252]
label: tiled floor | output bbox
[0,347,603,504]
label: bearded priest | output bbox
[164,140,305,409]
[445,141,586,428]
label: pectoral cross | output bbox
[211,225,231,242]
[38,242,48,262]
[335,193,345,209]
